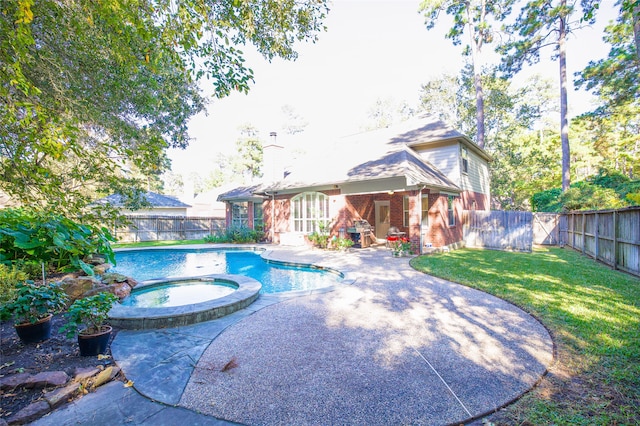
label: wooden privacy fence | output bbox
[463,210,533,252]
[112,216,225,242]
[562,207,640,278]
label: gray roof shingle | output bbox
[95,191,191,208]
[219,114,481,201]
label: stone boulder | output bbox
[102,273,138,289]
[83,254,107,266]
[84,281,131,300]
[93,263,112,275]
[60,276,102,302]
[60,271,138,302]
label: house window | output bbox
[253,202,263,230]
[403,196,410,227]
[291,192,330,233]
[231,202,248,227]
[421,195,429,226]
[461,146,469,174]
[447,196,455,227]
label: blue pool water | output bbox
[119,279,238,308]
[111,249,342,294]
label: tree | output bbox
[419,69,560,209]
[420,0,514,149]
[0,0,328,218]
[419,73,462,127]
[363,97,416,131]
[231,125,263,182]
[576,3,640,110]
[281,105,309,135]
[498,0,600,192]
[622,0,640,59]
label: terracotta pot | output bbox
[77,325,112,356]
[14,314,53,344]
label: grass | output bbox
[410,246,640,425]
[112,239,208,249]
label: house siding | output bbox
[415,142,461,186]
[461,148,490,196]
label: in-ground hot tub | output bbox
[108,274,261,330]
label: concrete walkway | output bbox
[32,245,553,425]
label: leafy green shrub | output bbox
[204,226,264,243]
[531,188,563,212]
[61,292,118,337]
[0,280,68,324]
[332,237,354,251]
[561,183,625,211]
[308,231,330,248]
[0,264,28,306]
[0,208,115,275]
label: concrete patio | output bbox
[32,245,553,425]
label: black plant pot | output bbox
[78,326,112,357]
[14,315,53,344]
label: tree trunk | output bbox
[633,1,640,60]
[467,5,486,149]
[559,6,571,192]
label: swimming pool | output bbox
[111,248,342,294]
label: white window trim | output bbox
[461,146,469,175]
[447,196,456,227]
[291,192,331,233]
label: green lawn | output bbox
[112,239,208,249]
[411,246,640,425]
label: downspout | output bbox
[419,185,426,254]
[265,191,275,243]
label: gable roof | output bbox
[95,191,191,208]
[219,114,485,201]
[259,145,458,194]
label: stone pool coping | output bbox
[108,274,262,330]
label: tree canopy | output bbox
[0,0,327,218]
[498,0,600,193]
[419,0,515,149]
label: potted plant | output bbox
[0,280,68,343]
[391,238,412,257]
[61,292,118,356]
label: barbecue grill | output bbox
[346,219,373,248]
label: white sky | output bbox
[168,0,620,178]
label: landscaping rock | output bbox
[44,382,81,408]
[101,272,129,284]
[61,276,102,301]
[6,400,50,425]
[73,366,100,382]
[24,371,69,389]
[93,263,112,275]
[0,373,32,391]
[84,281,130,299]
[84,254,107,265]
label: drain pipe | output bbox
[265,191,275,243]
[418,185,426,254]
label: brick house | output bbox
[218,114,490,253]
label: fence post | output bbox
[613,210,618,271]
[595,212,599,262]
